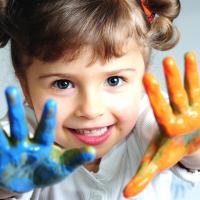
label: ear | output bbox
[17,75,33,108]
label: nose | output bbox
[75,90,105,120]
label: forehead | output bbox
[61,39,143,66]
[25,40,145,77]
[25,49,145,83]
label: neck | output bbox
[84,158,101,172]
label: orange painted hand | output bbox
[124,52,200,198]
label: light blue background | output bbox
[150,0,200,89]
[0,0,200,199]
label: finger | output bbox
[184,52,200,104]
[150,137,187,172]
[136,135,161,173]
[34,99,57,146]
[163,56,189,113]
[124,162,157,198]
[124,137,187,198]
[185,131,200,154]
[124,136,161,197]
[0,128,9,150]
[60,146,95,171]
[5,87,28,142]
[34,147,94,187]
[143,73,174,128]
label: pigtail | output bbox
[0,0,10,47]
[144,0,181,50]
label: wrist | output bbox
[177,162,200,173]
[0,188,18,198]
[172,162,200,184]
[179,148,200,170]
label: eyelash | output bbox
[106,76,126,87]
[51,76,126,90]
[52,79,74,90]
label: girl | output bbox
[1,0,200,199]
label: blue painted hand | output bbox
[0,87,96,193]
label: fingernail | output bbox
[5,86,18,104]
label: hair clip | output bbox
[141,0,155,23]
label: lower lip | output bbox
[69,126,113,145]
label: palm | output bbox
[124,52,200,197]
[0,87,95,193]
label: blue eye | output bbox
[106,76,124,87]
[53,80,73,89]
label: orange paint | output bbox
[123,52,200,198]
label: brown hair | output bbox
[0,0,180,77]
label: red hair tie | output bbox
[141,0,155,23]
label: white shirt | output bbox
[0,95,200,200]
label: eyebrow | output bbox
[38,68,136,79]
[105,68,136,75]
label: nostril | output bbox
[75,107,104,119]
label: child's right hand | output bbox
[0,87,95,193]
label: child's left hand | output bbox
[124,52,200,197]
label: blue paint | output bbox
[0,86,96,193]
[5,87,28,141]
[34,99,57,146]
[0,129,9,150]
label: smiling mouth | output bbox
[73,127,108,136]
[68,126,113,145]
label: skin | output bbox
[124,52,200,197]
[2,43,199,196]
[20,45,145,169]
[0,87,95,193]
[0,43,145,193]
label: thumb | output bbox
[60,146,96,172]
[123,162,158,198]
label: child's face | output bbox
[22,45,145,159]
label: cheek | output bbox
[116,99,141,138]
[111,87,143,123]
[115,99,141,125]
[33,99,68,139]
[26,87,49,121]
[31,97,52,122]
[55,107,67,129]
[111,99,141,141]
[34,105,46,123]
[109,84,144,138]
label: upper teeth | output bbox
[75,127,108,136]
